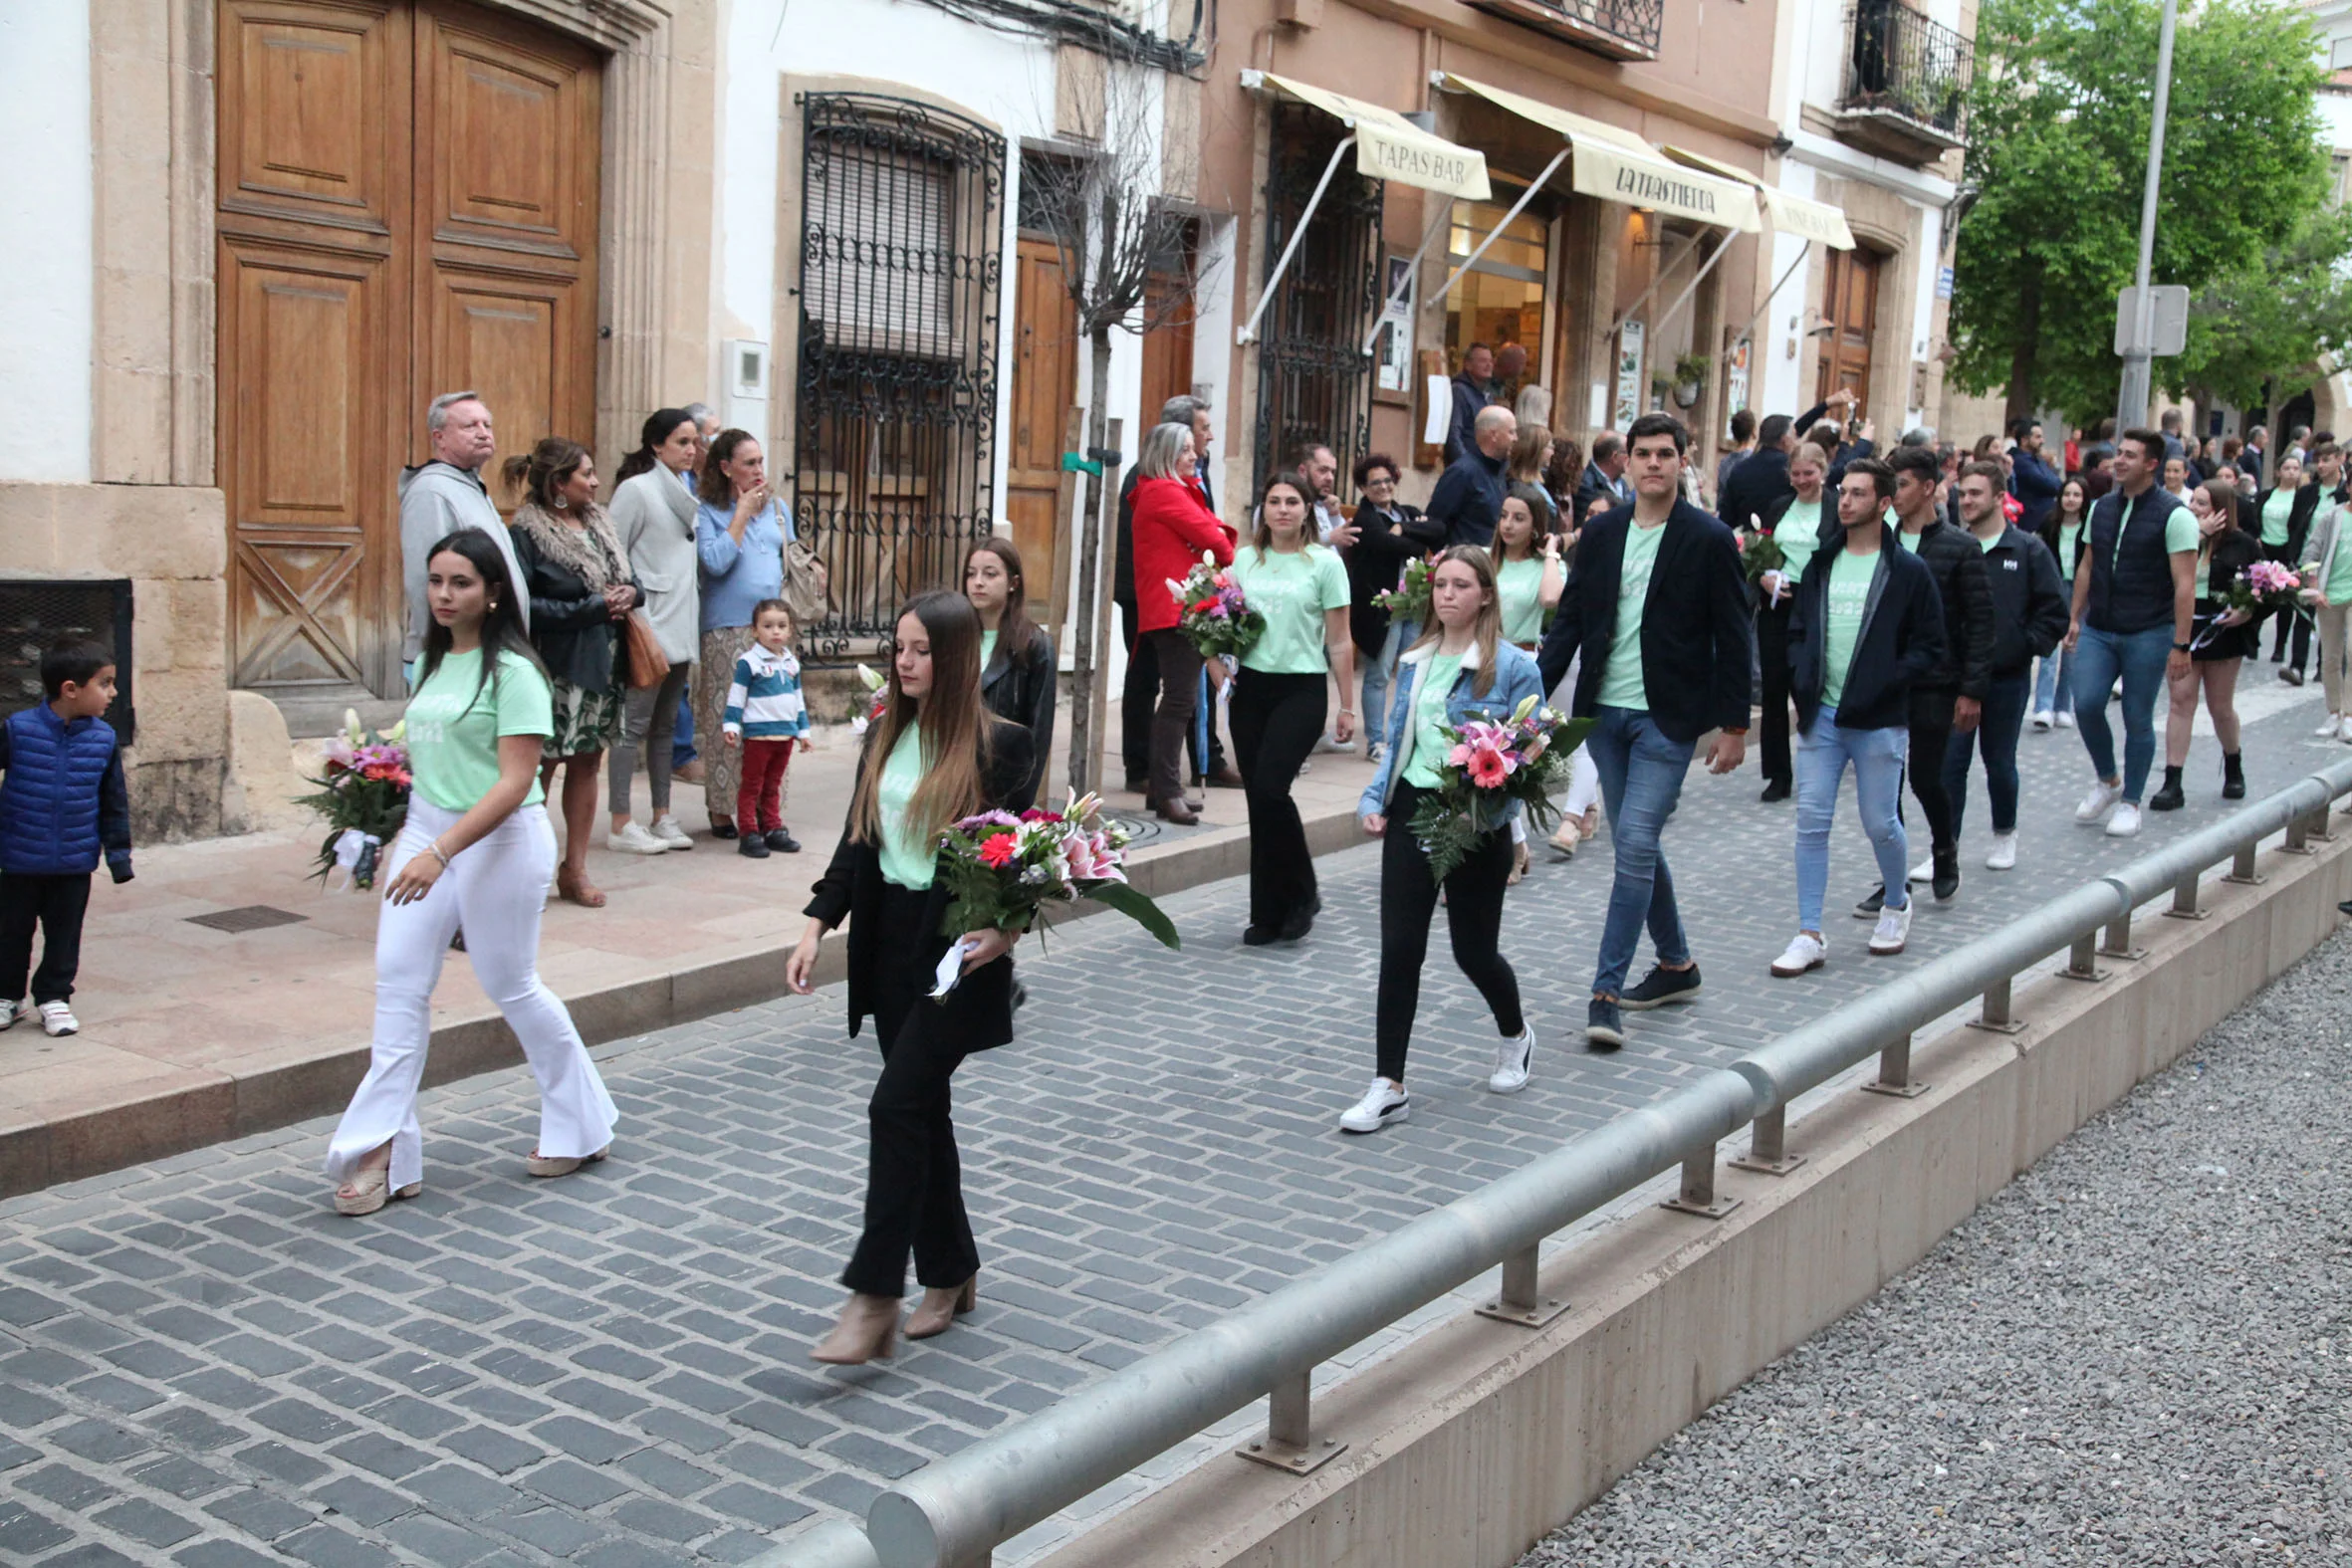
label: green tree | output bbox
[2179,207,2352,439]
[1949,0,2330,428]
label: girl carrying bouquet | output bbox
[785,591,1036,1365]
[1341,547,1543,1135]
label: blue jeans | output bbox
[1585,706,1695,998]
[1361,619,1405,746]
[1794,710,1910,932]
[1943,672,2030,837]
[672,691,698,770]
[2032,645,2072,718]
[2071,624,2173,802]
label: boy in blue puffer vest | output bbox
[0,641,134,1037]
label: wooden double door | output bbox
[1814,245,1881,415]
[217,0,601,708]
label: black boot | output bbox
[1931,844,1960,902]
[2222,752,2246,800]
[2149,765,2186,811]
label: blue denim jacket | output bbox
[1358,638,1546,820]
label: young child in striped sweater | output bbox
[722,599,812,858]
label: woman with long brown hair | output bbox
[1341,546,1546,1133]
[2151,477,2259,810]
[785,591,1037,1365]
[964,538,1056,803]
[506,437,643,908]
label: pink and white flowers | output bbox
[1166,553,1265,660]
[1408,696,1593,881]
[934,793,1180,966]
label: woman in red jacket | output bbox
[1130,420,1235,823]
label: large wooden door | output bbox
[1815,247,1881,412]
[1006,236,1078,620]
[217,0,598,709]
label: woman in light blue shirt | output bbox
[693,430,792,839]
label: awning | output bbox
[1245,71,1491,200]
[1664,145,1856,250]
[1436,72,1761,233]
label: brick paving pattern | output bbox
[0,686,2338,1567]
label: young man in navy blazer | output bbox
[1536,413,1753,1048]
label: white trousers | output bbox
[325,798,618,1191]
[1548,651,1603,819]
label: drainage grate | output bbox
[184,905,309,934]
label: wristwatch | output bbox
[2173,640,2191,652]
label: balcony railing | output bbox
[1837,0,1972,160]
[1465,0,1663,63]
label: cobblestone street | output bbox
[0,684,2338,1568]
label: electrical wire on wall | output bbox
[902,0,1212,74]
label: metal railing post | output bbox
[1969,974,2024,1034]
[1477,1241,1568,1327]
[2060,930,2107,983]
[2101,906,2146,962]
[2226,841,2263,885]
[1241,1370,1346,1475]
[1729,1104,1805,1176]
[2283,810,2314,855]
[1859,1031,1930,1098]
[1660,1141,1741,1219]
[2306,803,2338,842]
[2165,868,2208,921]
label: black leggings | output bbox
[842,883,982,1299]
[1230,668,1325,931]
[1374,782,1524,1083]
[1905,687,1958,853]
[1757,599,1794,787]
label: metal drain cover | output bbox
[185,904,309,934]
[1103,809,1161,847]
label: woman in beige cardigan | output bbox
[605,409,703,854]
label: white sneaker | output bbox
[1489,1028,1533,1094]
[37,1002,78,1037]
[605,822,670,856]
[1985,831,2018,870]
[0,999,22,1031]
[2031,710,2053,732]
[1868,899,1913,956]
[2319,715,2344,740]
[1770,932,1827,978]
[1907,857,1934,884]
[2075,780,2124,824]
[1366,742,1386,769]
[2105,801,2143,837]
[1312,734,1351,756]
[649,815,694,850]
[1338,1078,1410,1134]
[2055,711,2076,729]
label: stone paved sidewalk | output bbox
[0,679,2338,1568]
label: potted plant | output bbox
[1672,352,1711,408]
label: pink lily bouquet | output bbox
[2231,559,2304,616]
[299,709,412,890]
[930,793,1180,995]
[1406,696,1596,881]
[1167,554,1265,661]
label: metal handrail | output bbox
[762,759,2352,1568]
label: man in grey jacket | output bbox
[398,391,528,672]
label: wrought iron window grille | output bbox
[1462,0,1664,64]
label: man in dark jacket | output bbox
[1864,442,1995,910]
[1771,458,1944,977]
[1572,433,1631,519]
[1443,343,1496,467]
[1946,460,2069,872]
[1536,413,1752,1050]
[1429,404,1515,547]
[2007,419,2064,534]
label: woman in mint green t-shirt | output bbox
[1494,485,1566,649]
[1753,442,1834,801]
[1228,472,1357,945]
[325,532,618,1219]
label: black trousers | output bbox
[842,882,982,1299]
[1120,601,1221,784]
[1757,599,1795,787]
[1375,782,1523,1083]
[1230,668,1324,931]
[1905,687,1959,854]
[0,871,91,1006]
[2264,544,2312,668]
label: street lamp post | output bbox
[2116,0,2181,428]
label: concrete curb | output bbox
[0,794,1381,1199]
[1027,820,2352,1568]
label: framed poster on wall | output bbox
[1612,320,1645,432]
[1724,337,1752,440]
[1374,255,1415,395]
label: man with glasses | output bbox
[1346,454,1442,769]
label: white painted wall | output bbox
[0,2,94,485]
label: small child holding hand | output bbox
[723,599,812,859]
[0,641,134,1036]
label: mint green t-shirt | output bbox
[1774,499,1823,584]
[1496,557,1546,644]
[2260,490,2295,548]
[2058,520,2082,576]
[1817,547,1877,713]
[877,721,935,890]
[2112,498,2200,571]
[403,648,552,813]
[2326,511,2352,607]
[1975,529,1999,553]
[980,629,998,670]
[1596,520,1668,709]
[1895,526,1922,554]
[1403,653,1466,790]
[1232,545,1350,674]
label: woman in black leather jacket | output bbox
[964,539,1056,803]
[507,438,643,907]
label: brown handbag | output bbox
[621,609,670,689]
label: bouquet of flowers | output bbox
[848,662,888,734]
[2230,559,2304,616]
[1739,529,1786,588]
[1373,555,1435,624]
[1166,554,1263,660]
[299,709,411,890]
[930,793,1179,995]
[1406,696,1596,882]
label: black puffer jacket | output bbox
[1904,518,1996,699]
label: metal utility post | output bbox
[2115,0,2180,428]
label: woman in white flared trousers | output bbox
[326,529,618,1215]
